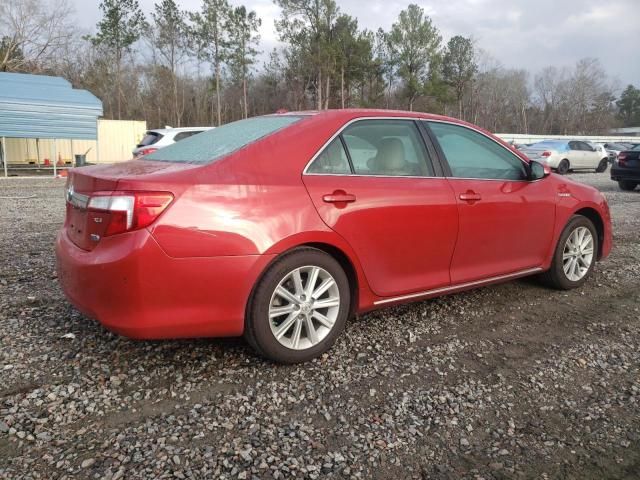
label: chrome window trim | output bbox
[303,172,441,179]
[373,267,543,305]
[302,116,433,177]
[302,116,533,182]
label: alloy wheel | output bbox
[268,265,341,350]
[562,226,594,282]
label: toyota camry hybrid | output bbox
[56,110,612,363]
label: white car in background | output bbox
[133,126,214,157]
[520,140,609,174]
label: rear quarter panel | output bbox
[146,115,380,311]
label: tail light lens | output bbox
[617,152,627,166]
[541,151,552,157]
[86,191,174,236]
[139,147,158,156]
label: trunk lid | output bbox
[618,150,640,169]
[64,160,198,250]
[520,147,552,160]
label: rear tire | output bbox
[539,215,598,290]
[619,180,638,191]
[556,159,570,175]
[244,247,351,364]
[595,158,608,173]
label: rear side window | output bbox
[427,121,527,180]
[306,119,433,177]
[343,120,432,176]
[307,138,351,174]
[138,132,162,147]
[145,116,303,164]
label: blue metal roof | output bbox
[0,72,103,140]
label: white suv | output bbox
[133,127,214,157]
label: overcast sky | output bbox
[71,0,640,88]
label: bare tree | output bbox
[0,0,74,72]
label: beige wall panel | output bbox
[2,119,146,165]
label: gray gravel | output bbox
[1,172,639,479]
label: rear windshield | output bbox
[144,116,304,164]
[138,132,162,147]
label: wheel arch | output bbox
[573,207,604,259]
[247,236,373,326]
[301,242,359,318]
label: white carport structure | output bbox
[0,72,103,177]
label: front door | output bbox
[303,119,459,297]
[425,121,557,284]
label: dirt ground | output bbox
[0,172,639,480]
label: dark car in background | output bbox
[611,144,640,191]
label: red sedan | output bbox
[56,110,612,363]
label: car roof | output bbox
[267,108,530,164]
[276,108,459,122]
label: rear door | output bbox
[302,119,459,297]
[424,121,556,284]
[568,141,586,168]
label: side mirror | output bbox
[528,160,550,180]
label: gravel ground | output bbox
[1,172,639,480]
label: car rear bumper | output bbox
[55,229,275,339]
[611,166,640,182]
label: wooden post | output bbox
[96,121,101,164]
[52,139,57,177]
[70,139,74,170]
[1,137,7,177]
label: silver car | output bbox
[520,140,609,174]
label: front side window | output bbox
[145,116,303,164]
[342,120,433,176]
[306,137,351,174]
[427,121,527,180]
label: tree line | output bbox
[1,0,639,134]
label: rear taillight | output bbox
[541,151,552,157]
[139,147,157,156]
[617,152,627,166]
[86,191,174,236]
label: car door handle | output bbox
[323,191,356,203]
[459,191,482,202]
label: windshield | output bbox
[144,115,304,164]
[632,144,640,151]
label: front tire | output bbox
[596,158,608,173]
[556,159,570,175]
[245,247,351,363]
[619,180,638,191]
[539,215,598,290]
